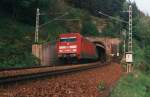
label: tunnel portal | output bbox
[94,42,107,62]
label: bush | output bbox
[101,16,123,38]
[0,52,39,68]
[97,80,106,92]
[81,14,99,36]
[143,46,150,72]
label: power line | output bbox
[35,9,70,43]
[54,19,80,21]
[39,12,69,28]
[97,10,128,24]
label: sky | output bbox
[134,0,150,14]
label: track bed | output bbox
[0,63,123,97]
[0,62,102,84]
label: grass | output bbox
[110,70,150,97]
[110,40,150,97]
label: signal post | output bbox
[126,52,133,73]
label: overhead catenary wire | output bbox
[39,12,69,28]
[54,19,80,21]
[97,10,128,24]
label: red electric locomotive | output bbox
[56,33,98,62]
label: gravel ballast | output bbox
[0,63,122,97]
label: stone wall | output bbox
[32,43,58,66]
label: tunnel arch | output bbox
[93,42,107,62]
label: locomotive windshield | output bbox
[60,37,77,42]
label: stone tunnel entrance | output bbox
[94,42,106,62]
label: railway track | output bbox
[0,62,103,84]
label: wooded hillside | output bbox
[0,0,150,71]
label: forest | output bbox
[0,0,125,67]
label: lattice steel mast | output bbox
[128,5,132,53]
[35,8,40,43]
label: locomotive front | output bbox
[57,33,80,59]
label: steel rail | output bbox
[0,62,104,84]
[0,65,52,71]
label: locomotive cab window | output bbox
[60,37,77,42]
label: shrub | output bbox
[97,80,106,92]
[143,46,150,73]
[110,71,150,97]
[81,13,99,36]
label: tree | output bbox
[0,0,50,24]
[81,14,98,36]
[144,46,150,72]
[68,0,125,17]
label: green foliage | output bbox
[0,18,38,67]
[100,1,140,38]
[132,14,150,73]
[110,71,150,97]
[144,46,150,64]
[69,0,125,17]
[81,14,99,36]
[131,40,150,73]
[0,53,39,68]
[143,46,150,72]
[97,80,106,91]
[102,17,122,37]
[66,7,83,18]
[44,23,68,42]
[133,40,144,67]
[0,0,50,24]
[134,16,150,46]
[81,20,99,36]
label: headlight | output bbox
[59,46,66,49]
[59,50,63,52]
[70,45,77,48]
[73,49,77,52]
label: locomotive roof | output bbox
[59,33,82,38]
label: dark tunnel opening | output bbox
[96,45,106,62]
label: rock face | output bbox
[91,16,108,33]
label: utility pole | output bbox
[128,5,132,53]
[124,37,126,58]
[117,43,119,57]
[35,8,40,43]
[122,30,126,59]
[126,4,133,73]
